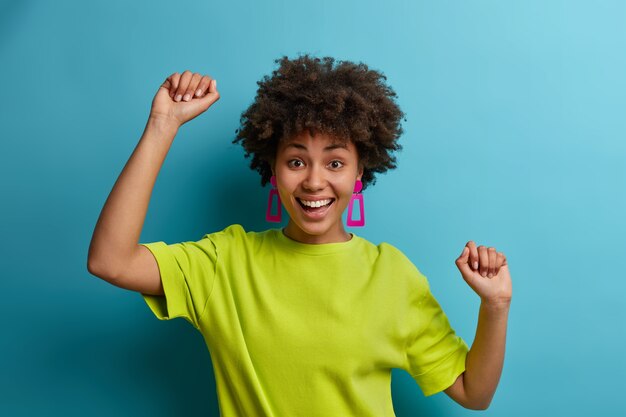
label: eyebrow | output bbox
[285,143,348,151]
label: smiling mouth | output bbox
[297,198,335,213]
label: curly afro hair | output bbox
[233,54,405,189]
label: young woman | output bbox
[88,55,512,416]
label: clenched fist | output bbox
[455,241,512,306]
[149,70,220,128]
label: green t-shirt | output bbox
[140,224,468,416]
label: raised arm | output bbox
[87,71,220,294]
[444,241,512,410]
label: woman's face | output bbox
[274,130,363,244]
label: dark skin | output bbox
[158,71,512,409]
[89,71,512,409]
[152,72,512,410]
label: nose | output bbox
[302,164,326,191]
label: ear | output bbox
[357,164,364,181]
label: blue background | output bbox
[2,0,625,415]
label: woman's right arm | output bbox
[87,71,220,295]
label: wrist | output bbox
[480,298,511,312]
[146,115,180,136]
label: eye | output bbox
[328,160,344,169]
[288,159,304,168]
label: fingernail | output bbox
[473,262,478,270]
[213,79,217,88]
[196,89,203,97]
[183,94,191,102]
[175,94,182,102]
[482,271,487,277]
[488,273,493,278]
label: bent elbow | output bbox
[465,398,492,411]
[87,257,106,278]
[87,257,101,277]
[87,257,118,283]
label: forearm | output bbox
[463,301,510,409]
[87,116,178,277]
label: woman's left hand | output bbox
[455,241,512,306]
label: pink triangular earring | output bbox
[346,180,365,227]
[266,175,282,222]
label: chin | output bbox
[285,216,347,243]
[299,224,334,237]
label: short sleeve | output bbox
[138,236,218,330]
[404,273,469,397]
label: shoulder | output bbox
[371,240,417,270]
[377,241,411,261]
[368,239,430,291]
[200,224,276,251]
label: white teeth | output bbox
[299,198,332,208]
